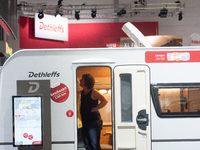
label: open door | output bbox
[77,66,112,150]
[114,65,151,150]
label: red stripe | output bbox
[0,19,9,35]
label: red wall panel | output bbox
[19,16,158,49]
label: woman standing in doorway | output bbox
[80,74,108,150]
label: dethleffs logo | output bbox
[29,71,60,78]
[28,82,40,93]
[191,40,200,44]
[39,22,64,33]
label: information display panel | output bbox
[12,95,43,147]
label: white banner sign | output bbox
[35,13,68,41]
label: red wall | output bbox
[19,16,158,49]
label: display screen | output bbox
[13,95,43,146]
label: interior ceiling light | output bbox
[117,8,126,16]
[178,12,183,21]
[91,9,97,18]
[75,10,80,20]
[38,11,44,19]
[158,8,168,18]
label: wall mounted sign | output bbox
[35,13,68,41]
[190,33,200,46]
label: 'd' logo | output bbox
[28,82,40,93]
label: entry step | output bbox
[101,144,112,150]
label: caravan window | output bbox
[120,74,133,122]
[151,83,200,118]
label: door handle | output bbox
[136,109,149,130]
[136,118,147,123]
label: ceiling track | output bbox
[17,1,185,19]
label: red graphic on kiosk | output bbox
[28,135,33,140]
[51,83,69,103]
[23,133,42,145]
[23,133,28,138]
[32,141,42,145]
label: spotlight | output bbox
[91,9,97,18]
[117,8,126,16]
[158,8,168,18]
[38,11,44,19]
[139,0,146,6]
[175,1,180,3]
[75,10,80,20]
[57,0,63,7]
[178,12,183,21]
[55,10,63,18]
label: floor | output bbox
[101,144,113,150]
[78,144,112,150]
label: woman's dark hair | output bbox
[82,74,95,89]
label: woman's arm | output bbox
[91,89,108,112]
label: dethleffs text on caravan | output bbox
[28,71,60,78]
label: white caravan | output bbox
[1,22,200,150]
[1,46,200,150]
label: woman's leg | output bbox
[82,127,92,150]
[88,126,101,150]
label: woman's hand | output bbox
[91,107,97,112]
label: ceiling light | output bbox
[138,0,147,6]
[57,0,63,7]
[91,9,97,18]
[75,10,80,20]
[158,8,168,18]
[55,10,63,18]
[117,8,126,16]
[38,11,44,19]
[175,1,180,3]
[178,12,183,21]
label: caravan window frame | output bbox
[151,83,200,118]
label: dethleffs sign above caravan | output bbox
[35,13,68,41]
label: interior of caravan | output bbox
[76,66,112,150]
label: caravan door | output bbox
[114,65,151,150]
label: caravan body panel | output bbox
[0,47,200,150]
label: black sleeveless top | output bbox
[80,89,102,129]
